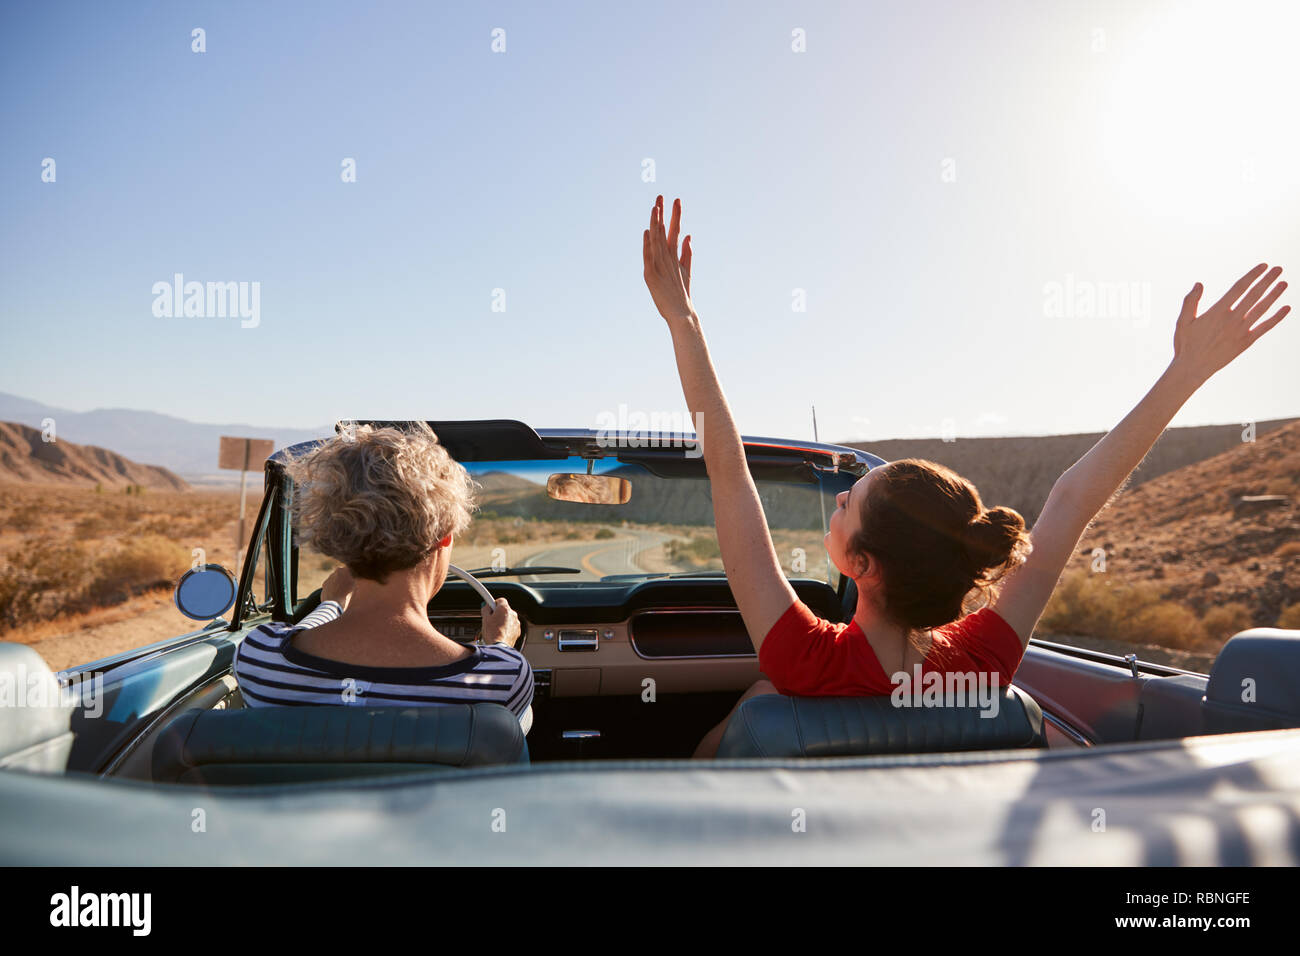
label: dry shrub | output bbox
[73,514,111,537]
[0,541,91,629]
[8,505,42,532]
[1277,604,1300,630]
[87,535,189,605]
[1201,602,1254,643]
[454,516,605,548]
[1132,602,1209,650]
[0,487,241,633]
[1264,476,1299,497]
[143,517,181,536]
[1040,569,1207,649]
[666,534,722,569]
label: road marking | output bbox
[522,531,664,579]
[581,542,628,576]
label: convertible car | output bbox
[2,419,1300,865]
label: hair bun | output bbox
[961,507,1029,573]
[960,513,989,565]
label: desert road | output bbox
[517,528,678,582]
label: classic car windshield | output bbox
[292,454,849,598]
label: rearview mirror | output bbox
[546,474,631,505]
[174,564,237,620]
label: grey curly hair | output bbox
[285,422,479,583]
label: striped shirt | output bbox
[234,601,534,732]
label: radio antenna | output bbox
[811,405,833,585]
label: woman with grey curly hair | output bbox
[233,422,533,730]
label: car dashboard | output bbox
[428,576,842,699]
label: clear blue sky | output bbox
[2,0,1297,442]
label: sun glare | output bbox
[1098,3,1300,217]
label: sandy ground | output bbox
[19,591,205,673]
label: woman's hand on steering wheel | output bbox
[481,596,521,647]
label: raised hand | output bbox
[643,195,695,323]
[1172,263,1289,385]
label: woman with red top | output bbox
[641,195,1289,759]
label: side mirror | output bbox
[546,473,631,505]
[174,564,237,621]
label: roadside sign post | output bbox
[219,436,275,571]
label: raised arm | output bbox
[994,263,1290,645]
[642,196,798,647]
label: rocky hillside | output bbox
[0,422,189,491]
[845,418,1297,524]
[1072,420,1300,628]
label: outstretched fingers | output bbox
[667,197,681,251]
[680,235,692,294]
[1245,279,1287,325]
[645,202,668,268]
[644,196,695,319]
[1179,282,1203,323]
[1235,266,1284,317]
[1248,304,1291,343]
[1214,262,1269,312]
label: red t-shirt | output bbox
[758,600,1026,697]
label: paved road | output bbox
[518,528,677,583]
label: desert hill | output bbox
[0,391,324,481]
[0,422,189,491]
[1071,419,1299,627]
[844,418,1297,524]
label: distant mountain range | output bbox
[0,422,189,491]
[0,392,328,483]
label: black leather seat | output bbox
[152,704,527,785]
[715,685,1046,758]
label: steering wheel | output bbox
[292,564,501,643]
[446,563,496,610]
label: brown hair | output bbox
[848,459,1030,642]
[286,422,478,583]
